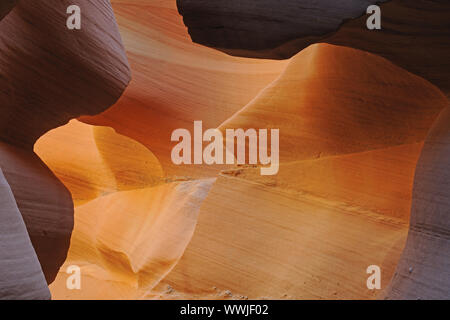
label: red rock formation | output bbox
[35,120,164,206]
[49,179,215,300]
[149,44,446,299]
[80,0,288,177]
[176,0,387,55]
[0,142,73,284]
[386,106,450,299]
[177,0,450,95]
[0,0,131,148]
[0,0,131,295]
[153,175,407,300]
[4,0,447,300]
[326,0,450,97]
[231,142,423,221]
[177,0,450,297]
[44,39,441,300]
[220,44,448,163]
[0,168,50,300]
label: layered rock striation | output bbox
[0,0,130,299]
[177,0,450,95]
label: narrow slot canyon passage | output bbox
[1,0,449,300]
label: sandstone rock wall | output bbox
[177,0,450,299]
[0,168,50,300]
[386,106,450,299]
[0,0,130,298]
[177,0,450,95]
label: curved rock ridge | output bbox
[177,0,450,95]
[386,106,450,299]
[0,0,131,296]
[220,44,448,163]
[0,0,17,20]
[0,0,131,148]
[0,168,50,300]
[35,120,164,206]
[49,179,215,300]
[80,0,288,177]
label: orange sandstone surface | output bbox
[30,0,449,300]
[79,0,288,177]
[35,120,164,206]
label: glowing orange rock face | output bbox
[49,179,215,300]
[35,120,164,206]
[152,175,408,300]
[220,44,448,163]
[80,0,288,177]
[27,0,450,300]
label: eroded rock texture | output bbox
[0,0,130,297]
[0,0,131,148]
[0,168,50,300]
[386,106,450,299]
[220,44,448,163]
[35,120,164,206]
[153,175,407,300]
[0,0,130,146]
[178,0,450,95]
[177,0,450,300]
[4,0,446,300]
[219,43,448,221]
[177,0,387,54]
[46,40,442,299]
[49,178,215,299]
[80,0,288,178]
[0,142,74,284]
[327,0,450,97]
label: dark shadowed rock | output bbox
[0,142,74,284]
[177,0,386,53]
[386,106,450,299]
[0,0,17,21]
[0,168,50,300]
[326,0,450,97]
[177,0,450,95]
[0,0,131,148]
[0,0,131,297]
